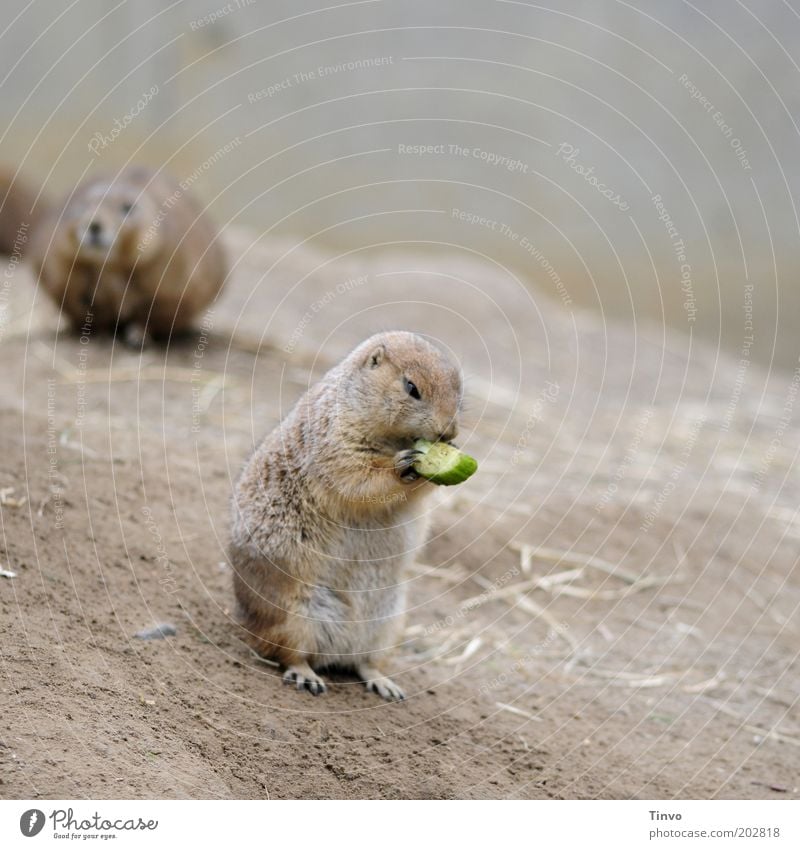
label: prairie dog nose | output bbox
[439,425,458,443]
[88,220,103,244]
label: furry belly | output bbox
[304,516,421,665]
[306,578,407,667]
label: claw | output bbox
[282,665,327,696]
[360,667,406,701]
[395,448,423,480]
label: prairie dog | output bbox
[28,166,227,342]
[230,331,463,700]
[0,168,43,258]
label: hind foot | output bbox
[357,663,405,701]
[282,663,326,696]
[122,323,151,350]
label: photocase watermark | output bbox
[0,220,28,343]
[750,357,800,495]
[422,565,521,638]
[721,283,754,433]
[678,73,751,170]
[451,208,573,307]
[74,312,94,428]
[511,380,560,465]
[397,142,529,174]
[141,505,178,595]
[640,412,706,532]
[87,85,159,156]
[351,489,407,505]
[554,143,630,211]
[137,136,242,253]
[595,406,654,511]
[477,622,571,696]
[247,56,394,102]
[46,378,65,530]
[19,809,45,837]
[309,456,408,507]
[20,806,158,836]
[283,274,370,354]
[190,310,214,433]
[189,0,255,30]
[516,238,572,307]
[652,193,695,323]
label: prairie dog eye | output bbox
[404,377,421,400]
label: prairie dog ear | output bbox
[364,344,385,369]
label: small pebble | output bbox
[135,623,177,640]
[0,568,17,579]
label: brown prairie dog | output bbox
[0,168,43,258]
[28,166,227,343]
[229,331,464,700]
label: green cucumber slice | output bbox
[413,439,478,486]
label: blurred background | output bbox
[2,0,798,369]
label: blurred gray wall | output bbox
[2,0,799,368]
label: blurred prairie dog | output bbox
[230,331,464,700]
[0,168,43,258]
[29,166,227,343]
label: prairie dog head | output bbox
[69,179,161,266]
[339,331,463,447]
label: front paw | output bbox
[394,448,422,481]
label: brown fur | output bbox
[0,168,44,258]
[230,331,464,700]
[28,166,227,341]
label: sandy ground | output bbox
[0,231,798,799]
